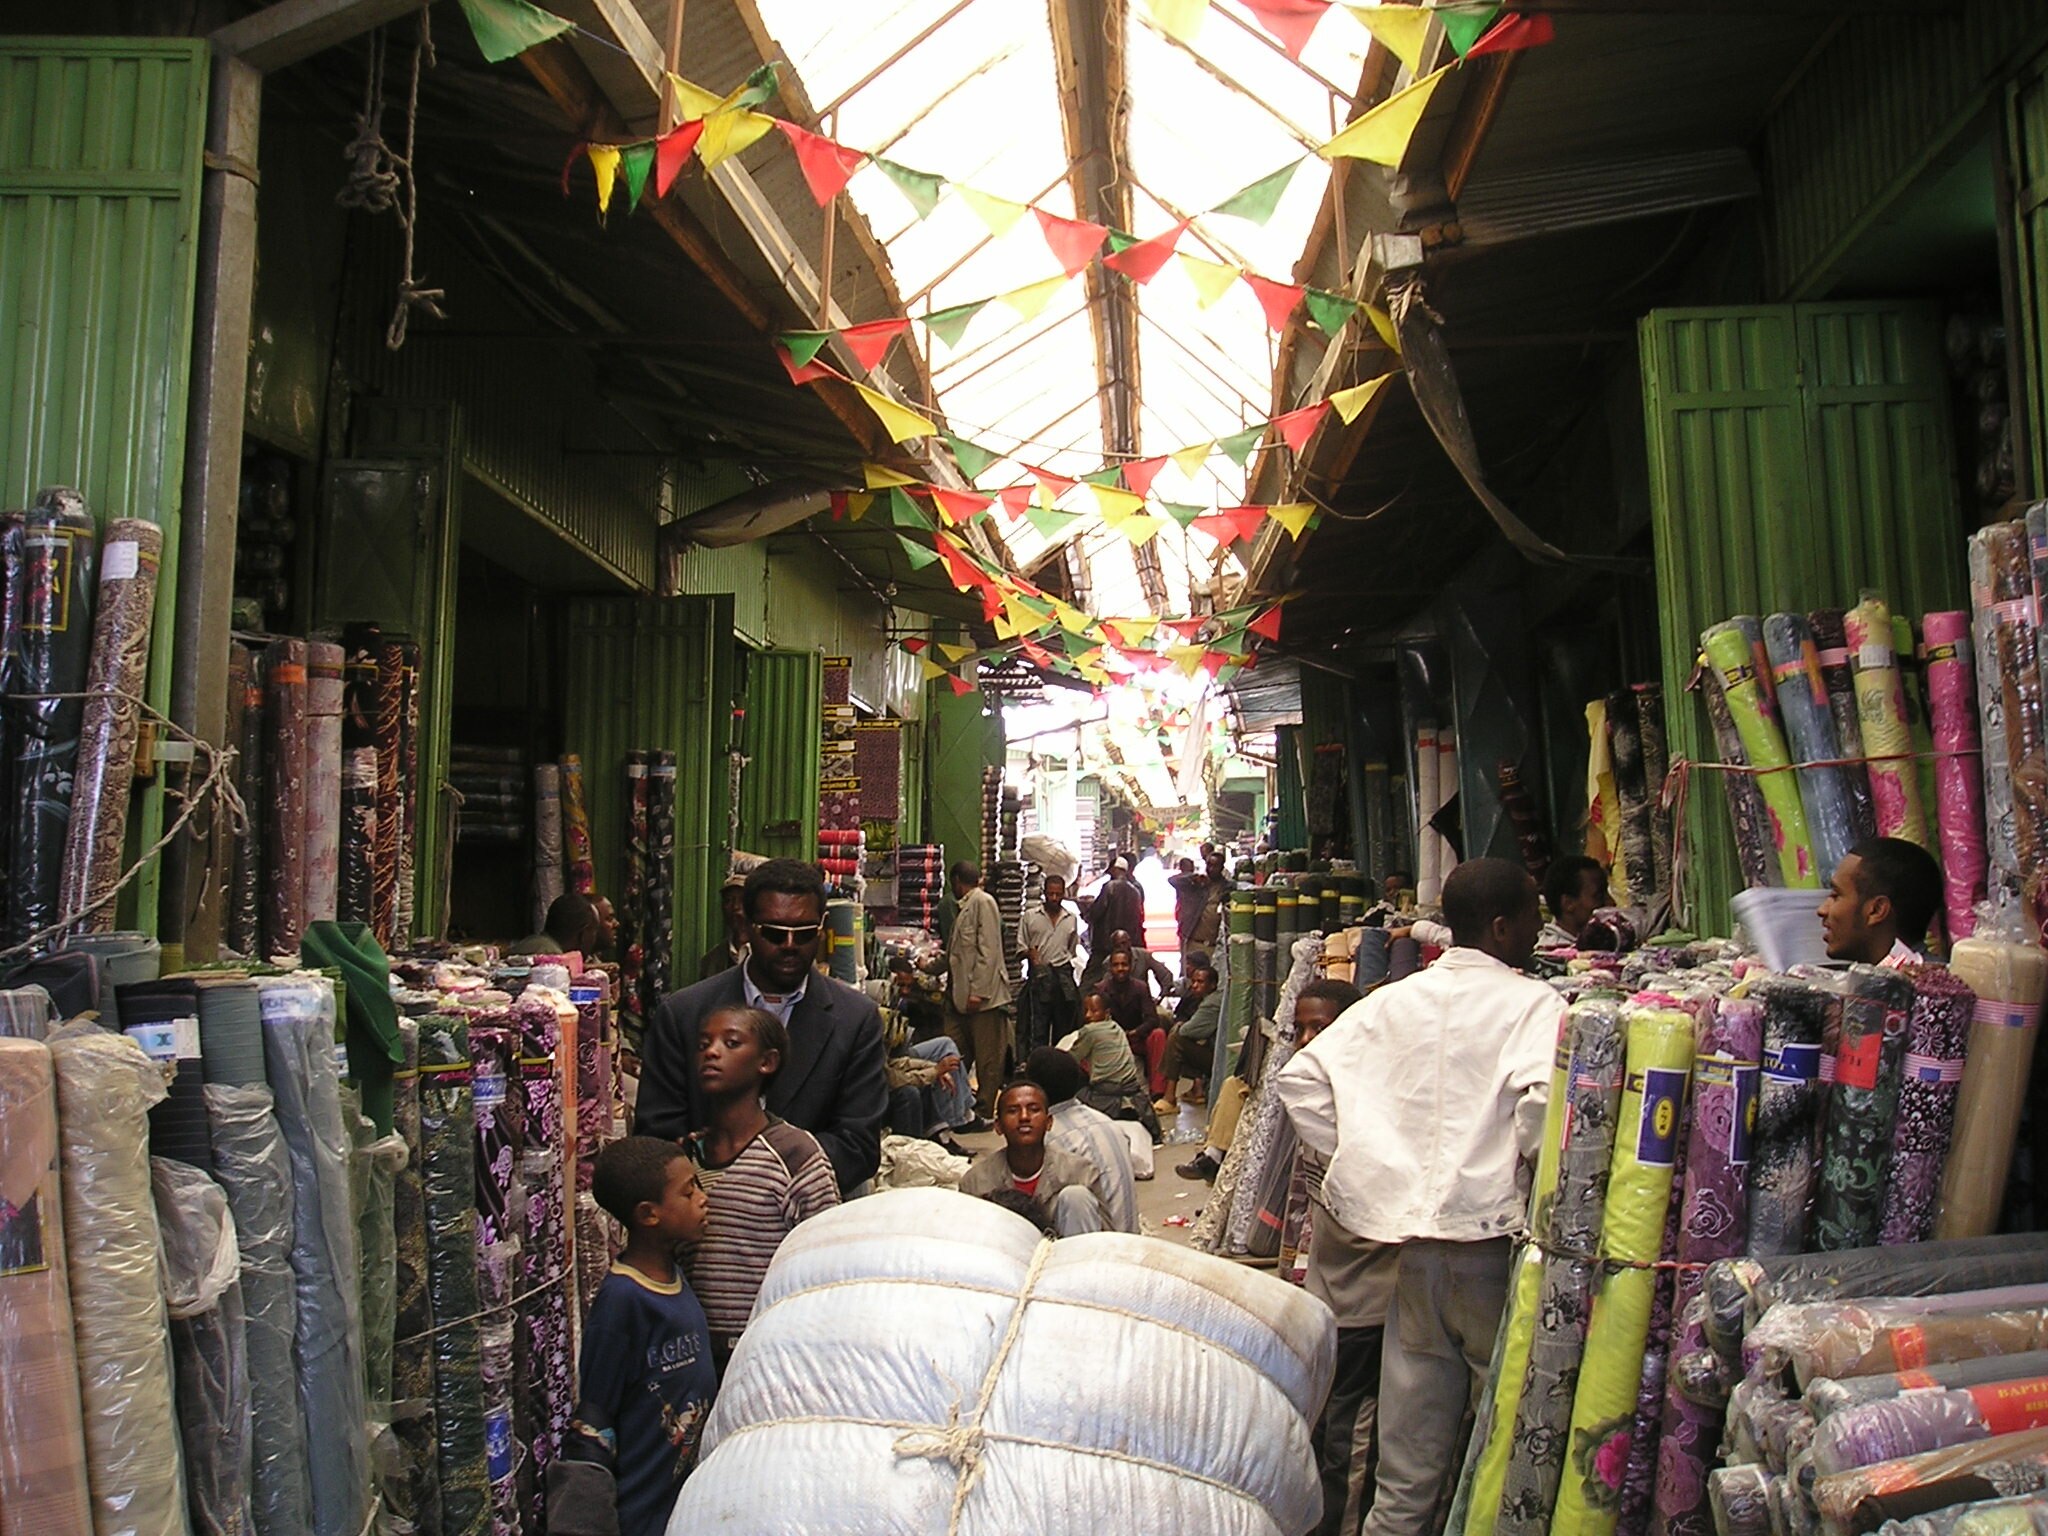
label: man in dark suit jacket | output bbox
[637,858,888,1193]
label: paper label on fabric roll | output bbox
[486,1410,514,1480]
[1718,660,1756,690]
[625,764,646,778]
[1855,642,1892,671]
[1973,998,2038,1029]
[1763,1041,1821,1083]
[1903,1053,1965,1084]
[271,663,307,685]
[1819,1052,1837,1085]
[1891,1324,1928,1370]
[334,1040,351,1078]
[1731,1063,1760,1165]
[1968,1376,2048,1434]
[1836,1030,1882,1091]
[0,1189,49,1275]
[1633,1067,1686,1166]
[475,1063,507,1110]
[1897,1369,1939,1389]
[1924,641,1962,666]
[1819,647,1850,667]
[125,1017,200,1061]
[101,539,140,580]
[22,531,78,632]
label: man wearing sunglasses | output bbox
[636,858,889,1195]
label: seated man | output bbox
[1069,988,1162,1143]
[1539,854,1607,949]
[958,1079,1112,1238]
[1025,1046,1140,1232]
[1819,836,1945,965]
[511,891,614,959]
[1155,961,1221,1116]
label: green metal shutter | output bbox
[0,38,208,928]
[925,679,1001,868]
[2012,50,2048,495]
[1641,303,1964,930]
[737,647,820,861]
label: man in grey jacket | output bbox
[945,860,1013,1121]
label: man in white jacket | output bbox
[1277,858,1564,1536]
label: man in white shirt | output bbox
[1277,858,1564,1536]
[1017,873,1081,1056]
[1025,1045,1140,1232]
[1818,836,1943,967]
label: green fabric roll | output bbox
[302,921,404,1134]
[1701,620,1817,887]
[1550,1002,1696,1536]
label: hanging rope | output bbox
[386,6,446,349]
[337,27,400,212]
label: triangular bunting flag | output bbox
[1028,466,1077,499]
[888,487,928,528]
[455,0,573,62]
[1020,637,1057,668]
[1110,616,1159,646]
[1248,606,1284,642]
[829,490,849,521]
[1319,65,1450,167]
[1199,650,1236,678]
[773,120,866,203]
[1122,456,1168,498]
[1441,4,1504,55]
[929,487,993,526]
[1101,221,1188,285]
[729,63,780,110]
[698,109,775,171]
[845,491,873,521]
[1193,511,1252,545]
[945,432,1000,482]
[1159,501,1204,528]
[1053,600,1093,636]
[993,607,1024,642]
[1120,512,1165,548]
[586,143,620,215]
[774,342,833,386]
[980,587,1006,623]
[1212,160,1303,226]
[855,383,937,443]
[655,119,705,198]
[1089,484,1147,523]
[863,462,918,489]
[1167,642,1208,678]
[1025,505,1082,541]
[1004,594,1045,634]
[1162,617,1208,640]
[1035,209,1109,276]
[1178,252,1243,308]
[1468,12,1554,56]
[875,157,945,219]
[938,642,976,663]
[1105,229,1140,254]
[998,275,1068,321]
[1143,0,1210,42]
[1241,0,1330,59]
[1081,468,1125,488]
[1273,402,1331,453]
[1366,303,1401,352]
[1345,4,1429,71]
[840,318,911,373]
[779,330,832,368]
[921,657,949,680]
[947,673,976,697]
[1268,502,1316,538]
[924,301,987,352]
[897,535,940,569]
[667,73,727,122]
[1329,374,1391,424]
[1170,442,1214,477]
[997,485,1037,520]
[1304,287,1360,337]
[956,186,1030,236]
[608,139,647,212]
[902,637,929,653]
[1218,426,1264,467]
[1243,273,1306,332]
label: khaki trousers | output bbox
[945,1005,1012,1119]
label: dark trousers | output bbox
[1314,1324,1384,1536]
[1160,1025,1214,1088]
[1019,968,1079,1057]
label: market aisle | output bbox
[951,1103,1213,1244]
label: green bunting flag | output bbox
[1218,425,1264,467]
[1212,160,1302,225]
[896,535,940,569]
[1025,505,1082,540]
[924,300,986,351]
[1304,287,1360,337]
[455,0,573,63]
[876,157,944,219]
[887,487,928,529]
[1159,501,1205,527]
[731,62,780,108]
[620,140,655,210]
[777,331,832,368]
[1060,629,1096,659]
[944,432,1001,482]
[1105,229,1141,254]
[1440,4,1504,56]
[1081,467,1124,489]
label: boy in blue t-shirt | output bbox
[562,1135,716,1536]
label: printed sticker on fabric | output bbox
[1763,1041,1821,1084]
[1634,1066,1686,1167]
[1969,1376,2048,1435]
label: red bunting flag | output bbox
[1103,220,1190,285]
[1035,209,1110,276]
[840,318,911,372]
[928,487,993,526]
[774,341,835,385]
[1243,273,1306,332]
[979,586,1005,622]
[774,120,869,203]
[1193,507,1266,545]
[1199,650,1234,677]
[1272,401,1332,454]
[1162,617,1208,640]
[1121,456,1169,499]
[1027,465,1076,499]
[947,673,976,696]
[655,119,706,198]
[828,490,849,521]
[1241,0,1331,59]
[997,485,1036,520]
[1021,637,1056,668]
[1247,605,1283,642]
[1468,13,1557,57]
[902,637,929,653]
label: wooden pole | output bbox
[818,109,838,329]
[662,0,687,129]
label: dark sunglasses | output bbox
[754,920,824,945]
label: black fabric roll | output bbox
[120,977,214,1172]
[419,1015,488,1536]
[6,949,98,1021]
[0,511,27,932]
[196,978,267,1088]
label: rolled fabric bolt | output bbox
[1935,933,2046,1239]
[1701,619,1816,887]
[303,641,344,924]
[1809,1373,2048,1476]
[264,640,309,958]
[1878,964,1975,1246]
[1845,593,1931,850]
[1808,1351,2048,1421]
[1701,649,1781,890]
[1744,976,1831,1256]
[1761,613,1858,883]
[1809,964,1914,1252]
[1966,534,2022,891]
[1809,1426,2048,1534]
[1810,610,1879,844]
[1922,612,1987,941]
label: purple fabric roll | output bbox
[1878,965,1975,1245]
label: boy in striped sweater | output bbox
[682,1005,840,1372]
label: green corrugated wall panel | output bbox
[2010,54,2048,495]
[671,540,770,641]
[0,37,208,931]
[1274,725,1308,850]
[738,647,820,861]
[925,678,1001,868]
[564,596,726,988]
[901,702,926,843]
[1641,302,1963,933]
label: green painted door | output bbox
[0,38,209,930]
[1641,303,1963,931]
[925,678,1002,870]
[737,647,821,861]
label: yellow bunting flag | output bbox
[845,490,874,521]
[1170,441,1214,477]
[920,657,949,680]
[587,143,621,214]
[956,186,1031,236]
[1318,65,1451,167]
[1144,0,1211,43]
[1177,252,1243,309]
[1168,643,1208,678]
[1366,303,1401,352]
[1346,5,1430,71]
[698,109,775,171]
[1053,600,1093,635]
[1004,594,1044,635]
[1120,511,1165,548]
[1089,484,1147,523]
[1329,374,1391,424]
[863,463,918,489]
[666,73,728,121]
[1109,616,1159,646]
[852,382,938,443]
[998,275,1069,321]
[938,642,976,663]
[1268,502,1316,538]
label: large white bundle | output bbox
[671,1189,1335,1535]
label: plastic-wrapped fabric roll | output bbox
[0,983,55,1040]
[515,1143,570,1536]
[643,749,677,1031]
[151,1155,253,1536]
[1417,725,1443,907]
[616,751,647,1040]
[203,1079,310,1536]
[1879,965,1975,1245]
[1902,611,1944,874]
[1199,940,1319,1259]
[468,1022,521,1256]
[1746,977,1830,1255]
[530,762,563,936]
[1702,620,1817,887]
[354,1116,404,1429]
[1550,1002,1695,1536]
[303,641,344,924]
[1609,687,1659,906]
[559,754,594,896]
[260,975,370,1536]
[1811,1427,2048,1535]
[196,977,266,1088]
[826,898,858,984]
[1810,611,1879,846]
[1702,656,1782,891]
[570,984,607,1196]
[339,747,378,927]
[1651,997,1764,1536]
[58,929,158,1029]
[8,490,99,948]
[118,977,214,1172]
[0,1037,93,1535]
[1923,612,1989,940]
[1762,614,1859,883]
[419,1015,488,1536]
[1936,933,2046,1239]
[1870,1493,2048,1536]
[265,639,310,958]
[1809,1374,2048,1476]
[1709,1464,1773,1536]
[394,644,420,943]
[1969,535,2026,899]
[0,512,25,940]
[478,1315,518,1535]
[1846,594,1933,851]
[390,1021,442,1536]
[1748,1290,2048,1389]
[1809,1352,2048,1422]
[48,1024,185,1536]
[55,519,162,935]
[1495,998,1627,1535]
[1252,890,1278,943]
[1811,965,1914,1251]
[1637,683,1674,904]
[372,642,405,947]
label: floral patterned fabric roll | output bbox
[1701,619,1816,887]
[1879,965,1975,1245]
[1811,965,1915,1251]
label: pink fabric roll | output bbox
[0,1037,92,1536]
[304,642,344,924]
[1923,611,1988,941]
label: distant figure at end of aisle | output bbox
[698,872,748,980]
[512,889,616,959]
[1819,834,1944,967]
